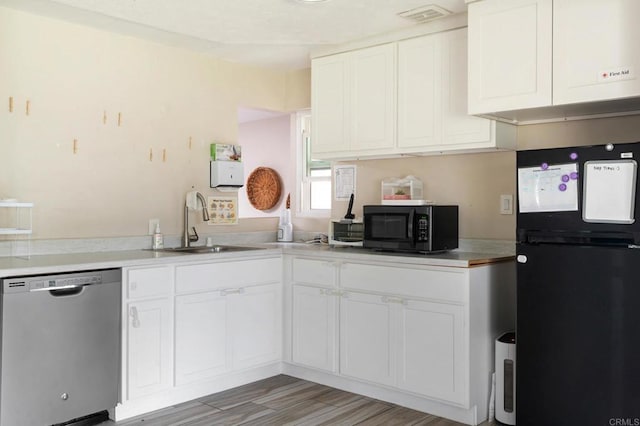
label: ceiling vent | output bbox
[398,4,452,23]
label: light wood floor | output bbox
[101,375,497,426]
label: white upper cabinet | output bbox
[397,33,441,149]
[311,52,350,155]
[312,28,515,160]
[350,44,397,152]
[467,0,553,114]
[312,44,396,158]
[553,0,640,105]
[398,28,499,150]
[469,0,640,122]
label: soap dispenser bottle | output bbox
[152,223,164,249]
[277,194,293,242]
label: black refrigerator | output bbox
[516,142,640,426]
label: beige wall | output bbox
[333,114,640,240]
[333,151,517,240]
[0,7,310,240]
[5,6,640,243]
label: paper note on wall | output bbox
[583,160,637,224]
[518,163,579,213]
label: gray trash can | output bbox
[496,332,516,425]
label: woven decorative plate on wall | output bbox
[246,167,282,210]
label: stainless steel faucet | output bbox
[183,192,210,247]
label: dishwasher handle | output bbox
[48,286,85,297]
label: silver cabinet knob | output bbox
[61,392,69,401]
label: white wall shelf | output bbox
[0,202,34,257]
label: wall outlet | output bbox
[148,218,160,235]
[500,194,513,215]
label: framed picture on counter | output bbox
[207,196,238,225]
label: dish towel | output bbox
[186,191,199,210]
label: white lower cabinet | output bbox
[338,289,465,404]
[290,256,467,401]
[291,284,338,372]
[118,256,282,420]
[396,299,465,404]
[175,281,281,385]
[230,282,282,370]
[175,291,228,385]
[286,255,515,425]
[120,253,513,425]
[123,266,173,401]
[126,298,173,400]
[290,257,339,372]
[339,291,395,386]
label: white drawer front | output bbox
[340,262,466,303]
[292,257,336,287]
[126,266,172,299]
[176,257,281,294]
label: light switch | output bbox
[500,194,513,215]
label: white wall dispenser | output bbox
[210,161,244,189]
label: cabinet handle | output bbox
[129,306,141,328]
[319,289,346,297]
[381,296,407,305]
[220,288,245,296]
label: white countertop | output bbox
[0,243,514,278]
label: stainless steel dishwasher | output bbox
[1,269,121,426]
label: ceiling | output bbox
[0,0,467,70]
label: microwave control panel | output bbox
[417,214,429,241]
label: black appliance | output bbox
[516,142,640,426]
[363,204,458,253]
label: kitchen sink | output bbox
[151,245,264,254]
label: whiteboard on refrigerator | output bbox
[583,160,637,224]
[518,163,579,213]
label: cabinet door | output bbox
[339,291,395,386]
[291,284,338,372]
[350,43,396,152]
[397,299,466,405]
[229,283,282,370]
[553,0,640,105]
[397,33,440,149]
[311,52,350,156]
[468,0,553,114]
[441,28,492,147]
[126,298,172,400]
[175,292,228,385]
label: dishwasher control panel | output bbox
[3,273,104,293]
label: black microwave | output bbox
[363,205,459,253]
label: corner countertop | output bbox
[267,242,514,267]
[0,243,514,278]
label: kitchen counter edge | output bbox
[0,244,514,278]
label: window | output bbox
[296,111,331,216]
